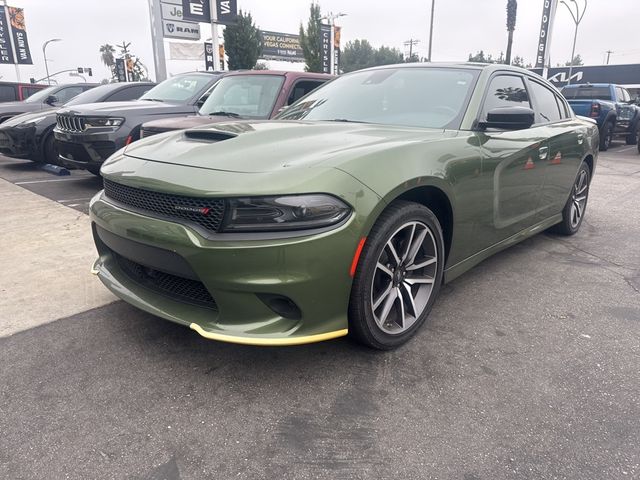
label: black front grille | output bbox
[57,114,87,133]
[114,252,217,309]
[103,179,225,232]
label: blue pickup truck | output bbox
[561,83,640,151]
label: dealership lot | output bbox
[1,146,639,479]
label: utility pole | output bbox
[147,0,167,82]
[404,39,420,61]
[427,0,435,62]
[209,0,221,71]
[560,0,587,85]
[605,50,613,65]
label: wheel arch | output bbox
[375,181,455,264]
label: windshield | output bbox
[277,67,478,129]
[64,84,115,106]
[199,75,285,118]
[24,86,58,104]
[562,87,612,100]
[140,74,213,103]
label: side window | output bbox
[0,85,16,102]
[529,80,562,124]
[21,86,42,99]
[287,80,326,105]
[106,85,152,102]
[481,75,530,120]
[621,88,632,102]
[555,94,570,118]
[55,86,85,103]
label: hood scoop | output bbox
[183,129,237,143]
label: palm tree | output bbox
[99,44,116,69]
[505,0,517,65]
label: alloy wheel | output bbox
[370,221,438,335]
[570,169,588,229]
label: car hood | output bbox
[122,120,450,173]
[57,100,194,116]
[0,108,57,127]
[0,102,43,114]
[143,114,242,131]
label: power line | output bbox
[403,38,420,59]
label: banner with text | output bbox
[8,7,32,64]
[260,31,304,62]
[204,42,214,70]
[0,8,14,64]
[320,23,331,74]
[333,26,341,75]
[216,0,237,25]
[182,0,210,23]
[535,0,558,69]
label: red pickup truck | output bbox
[140,70,334,138]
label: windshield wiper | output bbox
[208,111,242,118]
[326,118,368,123]
[141,98,165,102]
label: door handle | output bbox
[538,146,549,160]
[577,133,584,145]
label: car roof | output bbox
[561,83,614,88]
[92,81,155,92]
[222,70,335,80]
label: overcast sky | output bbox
[1,0,638,84]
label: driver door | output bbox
[473,73,549,250]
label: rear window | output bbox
[561,86,611,100]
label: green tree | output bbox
[341,40,403,73]
[99,44,116,78]
[374,45,404,66]
[512,55,525,68]
[223,10,262,70]
[505,0,517,64]
[299,3,323,72]
[565,54,584,66]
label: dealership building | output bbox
[533,64,640,96]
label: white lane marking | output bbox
[58,197,92,203]
[615,146,636,153]
[14,177,91,185]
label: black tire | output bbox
[599,121,614,151]
[348,201,445,350]
[550,162,590,236]
[41,132,58,165]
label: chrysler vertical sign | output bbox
[535,0,558,69]
[320,23,331,74]
[0,8,14,64]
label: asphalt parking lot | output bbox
[1,146,639,480]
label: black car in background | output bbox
[0,82,154,164]
[0,81,48,103]
[0,83,97,123]
[54,72,223,175]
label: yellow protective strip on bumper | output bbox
[190,323,348,346]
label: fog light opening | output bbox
[257,294,302,320]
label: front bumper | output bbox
[54,128,123,169]
[89,170,381,345]
[0,127,37,159]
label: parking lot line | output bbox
[616,146,637,153]
[14,177,88,185]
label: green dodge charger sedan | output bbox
[90,63,598,349]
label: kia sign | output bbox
[532,64,640,87]
[163,19,201,40]
[182,0,210,23]
[320,23,331,74]
[260,31,304,62]
[535,0,558,69]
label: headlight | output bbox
[85,117,124,128]
[221,194,352,232]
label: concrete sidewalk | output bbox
[0,178,115,337]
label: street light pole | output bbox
[560,0,587,85]
[42,38,62,85]
[427,0,435,62]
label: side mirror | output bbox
[45,95,58,106]
[478,106,535,131]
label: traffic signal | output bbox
[77,67,84,73]
[87,68,92,76]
